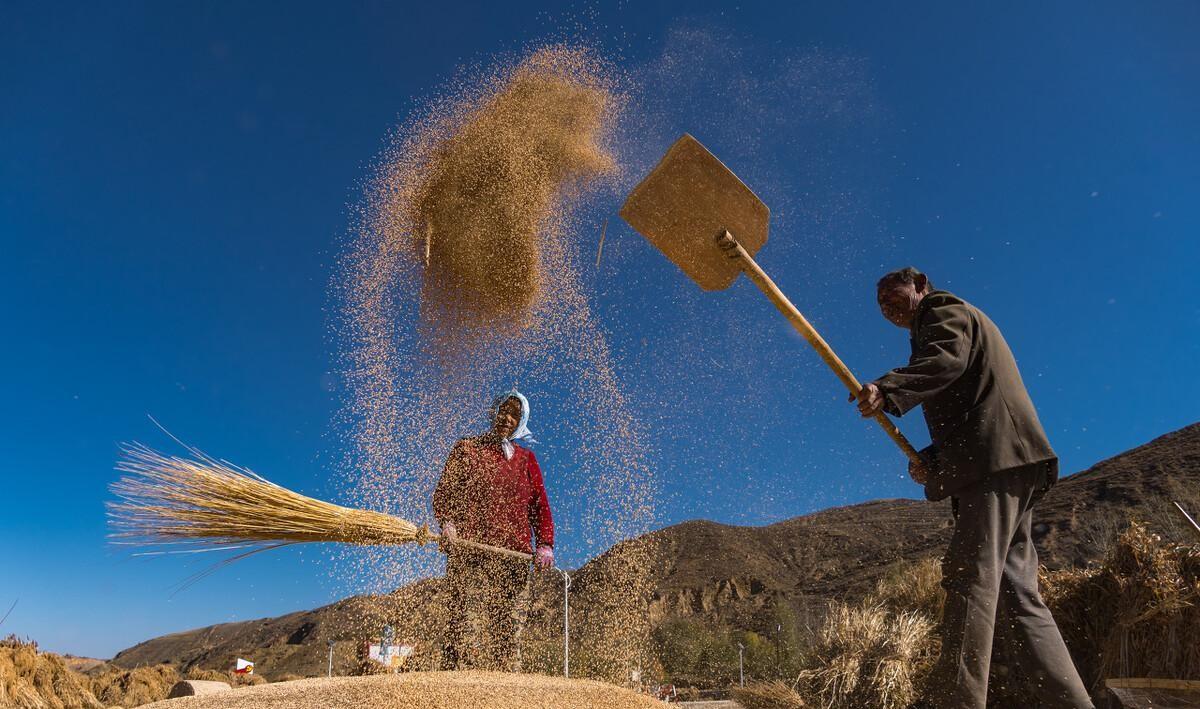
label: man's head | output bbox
[876,267,932,329]
[491,396,523,439]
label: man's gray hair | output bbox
[877,266,931,291]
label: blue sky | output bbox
[2,1,1197,659]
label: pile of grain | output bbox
[139,671,663,709]
[335,43,655,681]
[184,667,267,687]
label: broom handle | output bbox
[716,231,924,467]
[436,535,534,562]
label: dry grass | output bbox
[792,524,1200,706]
[733,680,807,709]
[89,664,178,707]
[1042,521,1200,695]
[0,636,104,709]
[796,603,935,709]
[183,667,230,683]
[867,557,945,622]
[108,443,431,553]
[0,641,283,709]
[783,558,944,709]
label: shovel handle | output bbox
[716,231,924,467]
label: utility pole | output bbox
[381,625,395,673]
[327,640,334,678]
[737,642,745,688]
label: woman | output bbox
[432,389,555,671]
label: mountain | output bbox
[111,423,1200,679]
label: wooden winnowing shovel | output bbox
[619,134,923,471]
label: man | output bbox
[852,268,1093,709]
[432,389,555,671]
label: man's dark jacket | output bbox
[873,290,1057,501]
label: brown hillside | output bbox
[112,423,1200,679]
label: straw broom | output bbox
[108,442,530,562]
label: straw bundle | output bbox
[867,557,945,622]
[90,664,180,707]
[0,636,105,709]
[109,443,432,553]
[1041,521,1200,692]
[795,603,936,709]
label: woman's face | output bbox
[492,397,522,439]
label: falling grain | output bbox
[334,44,657,680]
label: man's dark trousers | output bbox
[927,463,1093,709]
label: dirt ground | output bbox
[140,671,665,709]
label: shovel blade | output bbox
[619,134,769,291]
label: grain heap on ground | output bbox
[140,671,663,709]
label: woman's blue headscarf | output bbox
[492,388,536,459]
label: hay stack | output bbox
[787,559,942,709]
[89,664,179,707]
[183,668,230,683]
[868,557,945,621]
[785,527,1200,707]
[1042,521,1200,692]
[795,603,935,709]
[0,636,104,709]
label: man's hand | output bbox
[849,383,886,418]
[535,545,554,570]
[908,458,929,485]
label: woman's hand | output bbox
[438,522,457,552]
[535,545,554,570]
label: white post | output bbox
[327,640,334,678]
[738,642,745,688]
[559,568,572,678]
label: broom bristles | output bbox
[108,443,430,550]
